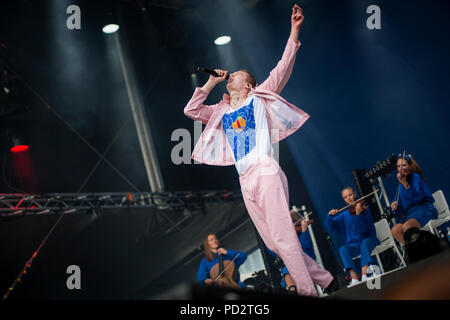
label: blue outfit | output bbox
[298,231,316,261]
[266,230,316,288]
[222,98,256,162]
[197,250,248,289]
[393,172,438,226]
[325,207,380,273]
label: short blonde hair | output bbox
[341,187,354,197]
[240,70,256,88]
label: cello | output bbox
[209,250,242,290]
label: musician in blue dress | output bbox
[390,154,438,244]
[326,187,379,286]
[197,233,248,289]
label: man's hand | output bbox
[291,4,304,31]
[204,278,214,286]
[290,4,304,43]
[201,69,228,92]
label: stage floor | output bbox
[326,249,450,300]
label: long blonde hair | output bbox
[203,233,220,261]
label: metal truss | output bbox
[0,190,243,217]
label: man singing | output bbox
[184,4,334,296]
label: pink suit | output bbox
[184,38,333,296]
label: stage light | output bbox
[214,36,231,46]
[10,145,29,153]
[10,138,29,153]
[103,23,120,34]
[102,8,120,35]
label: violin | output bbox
[334,189,379,215]
[294,219,314,233]
[292,211,314,226]
[209,251,242,290]
[292,211,314,233]
[348,200,368,215]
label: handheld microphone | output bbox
[197,67,229,80]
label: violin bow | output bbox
[213,252,241,282]
[335,189,379,214]
[395,149,406,204]
[293,211,313,226]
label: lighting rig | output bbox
[353,153,401,222]
[0,190,242,218]
[364,153,397,180]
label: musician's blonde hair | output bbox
[203,233,220,261]
[341,187,355,198]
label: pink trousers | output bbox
[239,155,333,296]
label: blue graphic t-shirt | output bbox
[222,96,272,174]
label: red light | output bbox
[10,145,29,153]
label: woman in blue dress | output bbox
[390,154,438,244]
[196,233,248,289]
[326,187,380,286]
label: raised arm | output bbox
[289,4,304,45]
[184,69,228,124]
[257,4,304,94]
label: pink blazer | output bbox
[184,38,310,166]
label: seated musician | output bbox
[196,233,248,289]
[326,187,379,286]
[267,210,337,293]
[390,154,438,247]
[291,211,316,261]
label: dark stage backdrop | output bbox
[0,0,449,298]
[278,0,450,245]
[0,200,250,299]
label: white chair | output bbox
[371,218,407,274]
[350,218,406,275]
[421,190,450,235]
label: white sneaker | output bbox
[347,278,360,287]
[361,274,368,281]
